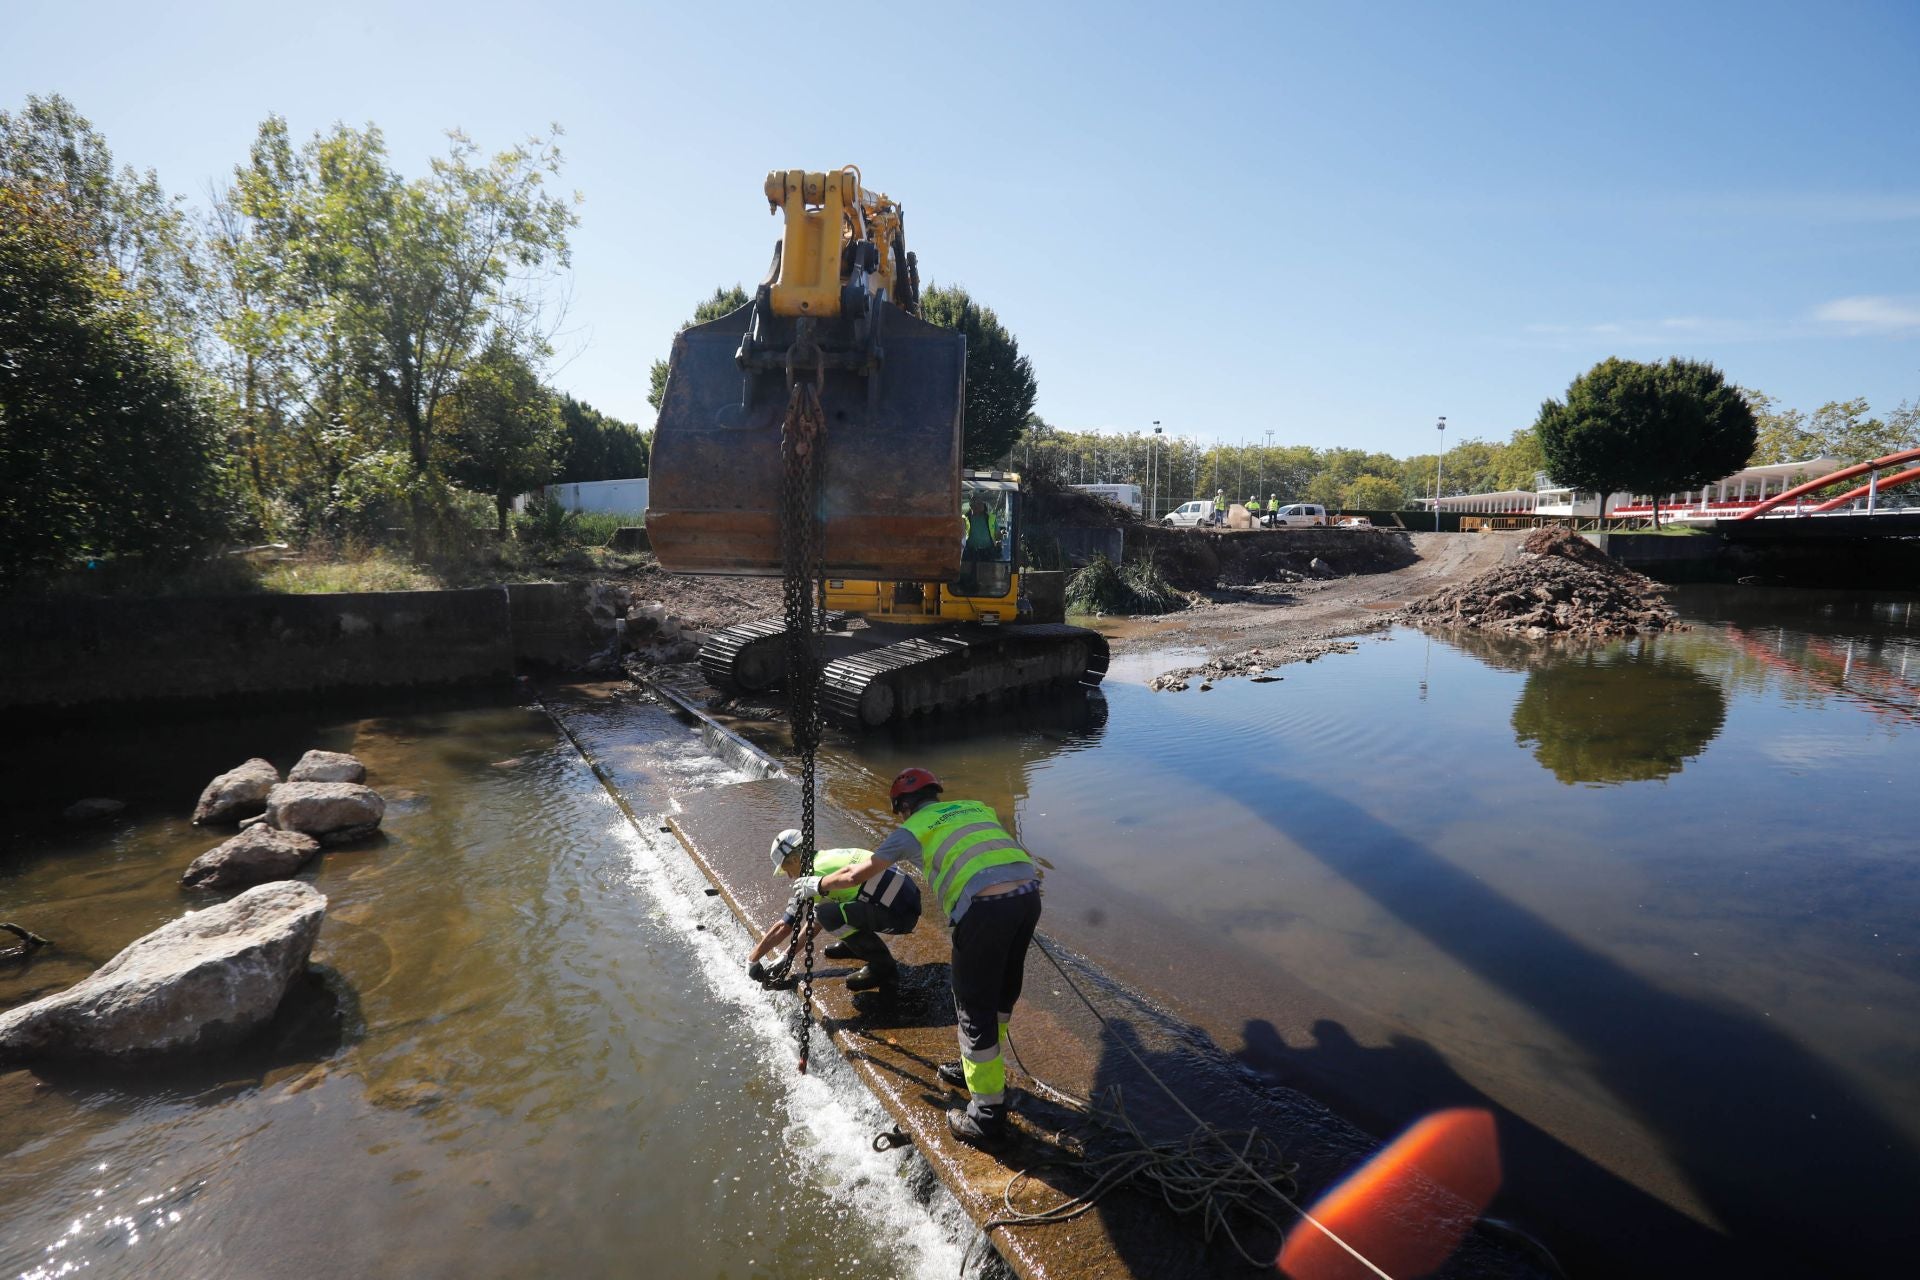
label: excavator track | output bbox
[698,613,849,691]
[820,623,1110,728]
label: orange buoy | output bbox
[1276,1108,1501,1280]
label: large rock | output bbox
[181,826,322,890]
[288,749,367,784]
[193,758,282,825]
[0,881,326,1065]
[266,781,385,844]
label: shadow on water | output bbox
[1153,750,1920,1277]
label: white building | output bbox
[1418,457,1844,520]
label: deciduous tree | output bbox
[1536,357,1756,526]
[443,335,563,534]
[919,283,1037,467]
[0,186,230,586]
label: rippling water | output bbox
[1,690,965,1279]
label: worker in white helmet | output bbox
[746,828,921,993]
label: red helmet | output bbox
[888,767,943,808]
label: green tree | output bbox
[0,93,199,347]
[300,122,576,548]
[0,185,230,586]
[1343,474,1406,510]
[1536,357,1756,526]
[557,395,648,481]
[646,284,750,411]
[443,335,564,534]
[919,283,1037,466]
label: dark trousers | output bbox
[950,887,1042,1124]
[816,896,919,973]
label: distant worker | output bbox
[964,497,1001,560]
[1245,495,1262,524]
[1267,493,1280,527]
[1212,489,1227,527]
[746,829,921,994]
[828,768,1042,1148]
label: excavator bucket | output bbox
[646,297,965,579]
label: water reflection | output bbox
[1511,652,1727,786]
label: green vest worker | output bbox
[964,500,1000,559]
[826,767,1041,1148]
[1246,495,1261,514]
[746,829,921,993]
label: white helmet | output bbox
[769,828,804,876]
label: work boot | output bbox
[936,1061,967,1090]
[844,965,897,993]
[823,941,855,960]
[946,1107,1006,1148]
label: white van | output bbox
[1070,483,1143,514]
[1162,499,1216,528]
[1265,503,1329,528]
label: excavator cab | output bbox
[646,168,967,580]
[955,474,1016,600]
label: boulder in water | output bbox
[266,781,385,844]
[63,797,126,822]
[0,881,326,1066]
[288,749,367,784]
[182,826,322,890]
[193,758,282,825]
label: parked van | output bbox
[1162,499,1216,528]
[1264,503,1329,528]
[1071,483,1143,514]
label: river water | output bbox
[5,587,1917,1277]
[798,586,1920,1275]
[1,693,968,1279]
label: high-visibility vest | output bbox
[1247,499,1262,513]
[965,511,999,551]
[795,848,913,910]
[901,800,1033,920]
[1212,494,1226,511]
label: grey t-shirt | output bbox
[872,818,1036,923]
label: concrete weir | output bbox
[608,684,1552,1280]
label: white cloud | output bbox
[1812,295,1920,334]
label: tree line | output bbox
[1,93,649,588]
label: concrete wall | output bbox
[0,582,602,713]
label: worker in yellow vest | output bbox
[747,829,921,993]
[1211,489,1227,526]
[819,767,1040,1147]
[1245,495,1262,523]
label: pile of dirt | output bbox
[1397,526,1678,638]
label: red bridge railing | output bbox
[1734,447,1920,520]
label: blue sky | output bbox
[6,0,1916,454]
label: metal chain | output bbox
[780,330,827,1073]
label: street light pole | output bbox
[1434,416,1447,531]
[1151,422,1163,520]
[1262,429,1274,499]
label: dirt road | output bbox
[1105,530,1528,683]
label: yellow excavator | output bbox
[646,167,1108,727]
